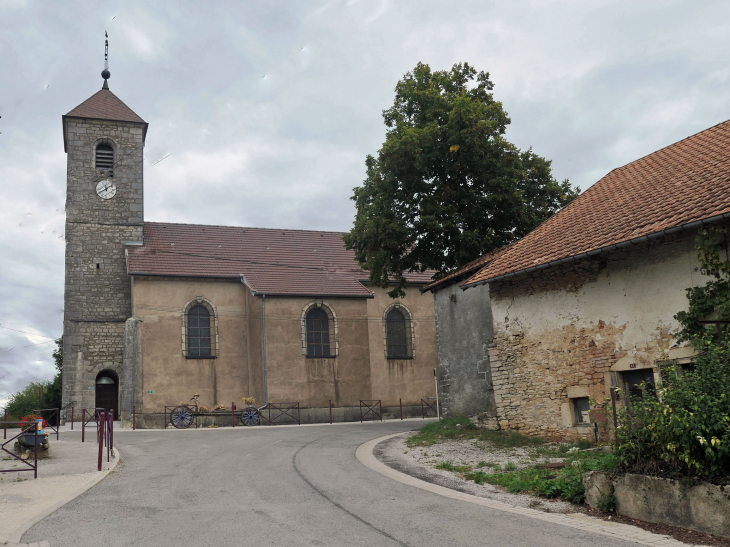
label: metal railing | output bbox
[261,402,300,426]
[421,398,437,419]
[32,408,60,440]
[1,422,39,479]
[82,408,104,442]
[360,400,382,422]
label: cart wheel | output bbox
[170,406,195,429]
[240,407,259,426]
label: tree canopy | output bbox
[343,62,579,297]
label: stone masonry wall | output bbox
[62,115,145,417]
[487,232,701,440]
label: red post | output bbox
[3,408,6,440]
[34,426,38,479]
[329,400,332,424]
[132,405,136,430]
[98,411,105,471]
[232,402,235,428]
[71,406,74,430]
[400,398,403,420]
[82,408,85,443]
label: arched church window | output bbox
[95,143,114,170]
[384,305,414,359]
[306,307,331,358]
[187,305,211,357]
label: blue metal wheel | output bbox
[170,406,195,429]
[240,406,259,426]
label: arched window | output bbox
[187,305,211,357]
[384,304,414,359]
[95,143,114,170]
[306,307,330,358]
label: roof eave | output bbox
[461,211,730,290]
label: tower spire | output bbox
[101,31,111,90]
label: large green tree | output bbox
[343,62,579,297]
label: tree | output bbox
[343,62,579,297]
[4,337,62,420]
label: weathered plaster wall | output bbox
[367,287,439,406]
[130,279,439,416]
[489,231,709,439]
[433,283,495,417]
[263,296,372,407]
[132,277,251,413]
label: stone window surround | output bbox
[92,136,117,173]
[182,296,219,359]
[300,300,339,358]
[382,303,416,360]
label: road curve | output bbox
[23,421,639,546]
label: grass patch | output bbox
[433,441,619,505]
[407,417,546,448]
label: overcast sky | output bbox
[1,0,729,404]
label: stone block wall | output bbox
[62,115,145,416]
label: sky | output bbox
[1,0,730,405]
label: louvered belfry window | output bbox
[386,308,409,359]
[187,305,211,357]
[306,307,330,357]
[95,144,114,170]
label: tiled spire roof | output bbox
[65,89,145,124]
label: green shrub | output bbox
[616,338,730,481]
[616,226,730,482]
[408,416,545,448]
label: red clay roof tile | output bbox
[127,222,433,297]
[65,89,146,124]
[464,119,730,286]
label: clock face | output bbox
[96,179,117,200]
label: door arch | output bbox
[95,370,119,420]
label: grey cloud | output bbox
[2,0,729,402]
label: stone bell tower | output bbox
[61,36,147,421]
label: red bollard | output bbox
[232,403,235,428]
[400,398,403,420]
[82,408,85,443]
[98,411,105,471]
[329,400,332,424]
[132,405,136,430]
[34,426,38,479]
[71,406,74,430]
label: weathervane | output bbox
[102,31,111,90]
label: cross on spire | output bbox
[102,31,111,90]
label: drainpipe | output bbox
[259,294,268,413]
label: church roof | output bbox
[62,88,148,151]
[65,88,146,124]
[463,118,730,288]
[126,222,434,298]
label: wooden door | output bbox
[95,382,119,419]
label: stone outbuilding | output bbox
[451,120,730,439]
[421,248,506,419]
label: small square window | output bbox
[572,397,591,424]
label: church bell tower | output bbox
[61,34,147,420]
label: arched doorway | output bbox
[95,370,119,420]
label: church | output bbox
[61,64,438,427]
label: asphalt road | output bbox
[23,421,638,547]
